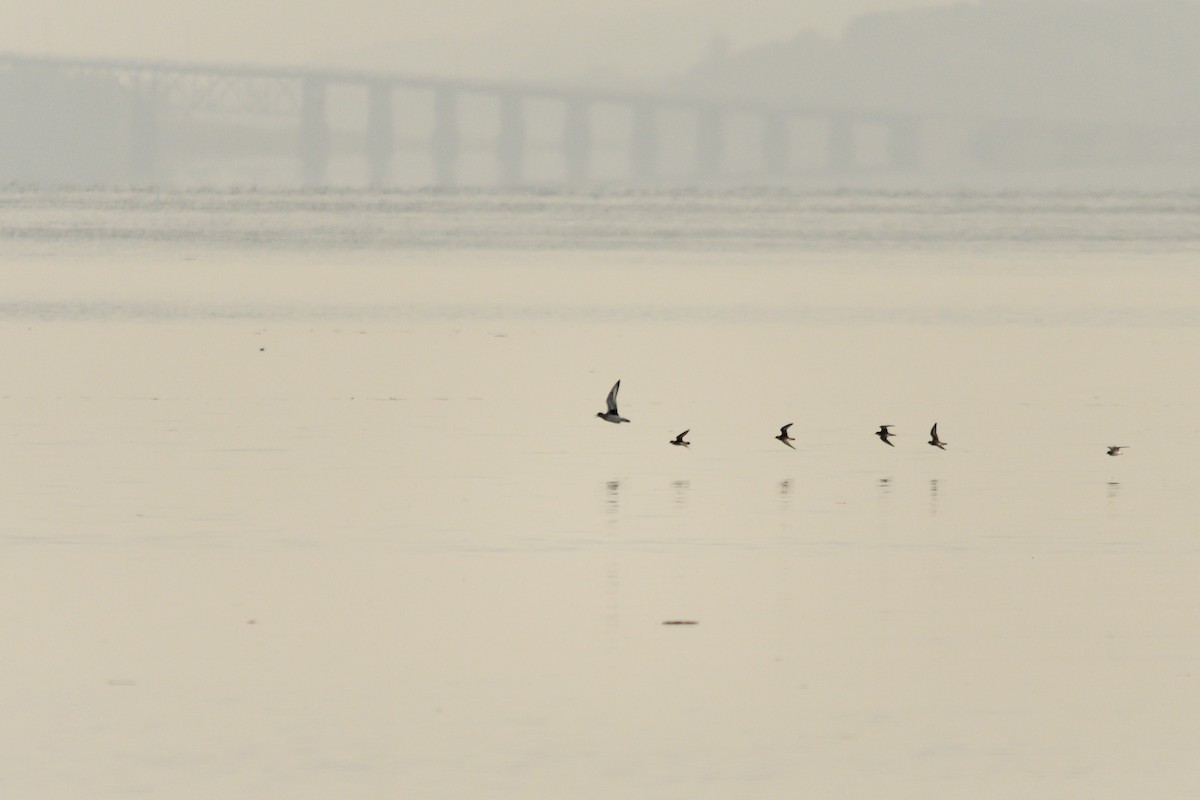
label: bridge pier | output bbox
[826,113,855,173]
[299,77,329,187]
[563,100,591,186]
[761,112,789,175]
[128,80,160,184]
[431,87,459,188]
[630,102,658,182]
[887,117,920,170]
[695,106,723,181]
[496,92,525,187]
[366,81,393,188]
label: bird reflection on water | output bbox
[777,479,793,510]
[604,479,621,522]
[671,479,690,509]
[1105,481,1122,520]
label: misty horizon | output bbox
[3,0,1199,189]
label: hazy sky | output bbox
[2,0,957,81]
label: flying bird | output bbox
[928,423,947,450]
[595,380,629,423]
[876,425,896,447]
[1106,446,1128,456]
[776,423,796,449]
[670,430,691,447]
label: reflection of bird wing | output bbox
[605,380,621,413]
[780,423,793,436]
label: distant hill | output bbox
[679,0,1200,127]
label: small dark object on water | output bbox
[662,620,698,625]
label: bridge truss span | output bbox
[0,52,921,188]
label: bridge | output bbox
[0,53,920,188]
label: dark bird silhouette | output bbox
[595,380,629,423]
[876,425,896,447]
[1106,445,1128,456]
[776,423,796,449]
[670,430,691,447]
[928,423,947,450]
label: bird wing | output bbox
[678,429,690,440]
[930,423,938,439]
[780,423,793,435]
[605,380,621,413]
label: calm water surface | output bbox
[2,189,1198,798]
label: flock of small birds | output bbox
[596,380,1129,456]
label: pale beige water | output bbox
[2,193,1199,798]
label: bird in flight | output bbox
[1106,445,1128,456]
[928,423,947,450]
[876,425,896,447]
[776,423,796,449]
[670,430,690,447]
[596,380,630,423]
